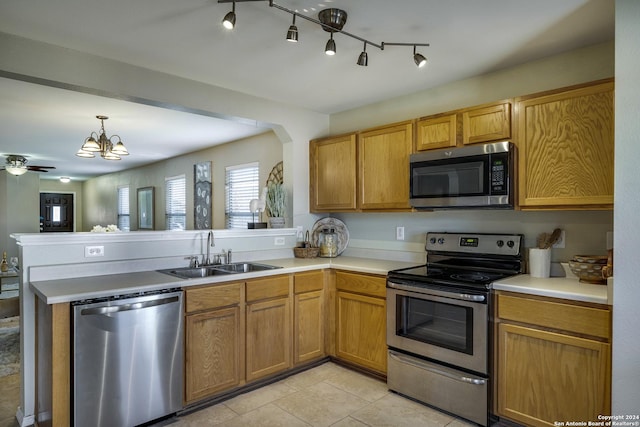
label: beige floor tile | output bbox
[283,363,346,390]
[351,393,454,427]
[176,403,239,426]
[224,381,298,415]
[0,373,19,424]
[330,416,370,427]
[324,369,389,403]
[445,418,477,427]
[217,403,310,427]
[274,382,369,427]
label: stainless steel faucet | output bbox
[205,230,214,265]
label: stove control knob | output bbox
[429,237,436,244]
[437,238,445,244]
[496,240,504,247]
[507,240,515,248]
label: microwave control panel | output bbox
[490,153,509,195]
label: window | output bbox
[225,163,259,229]
[117,186,130,231]
[165,175,186,230]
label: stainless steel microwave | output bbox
[409,141,515,209]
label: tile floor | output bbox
[160,362,475,427]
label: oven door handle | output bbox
[387,281,486,303]
[389,351,487,385]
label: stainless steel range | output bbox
[387,232,524,426]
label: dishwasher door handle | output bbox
[80,295,180,316]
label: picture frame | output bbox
[137,186,154,230]
[194,161,212,229]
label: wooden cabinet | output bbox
[358,121,413,210]
[310,120,413,212]
[495,292,611,427]
[310,133,357,212]
[516,79,614,209]
[245,275,292,381]
[334,271,387,374]
[184,282,244,403]
[293,271,325,364]
[416,101,511,151]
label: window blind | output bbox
[117,186,130,231]
[166,175,186,230]
[225,163,259,229]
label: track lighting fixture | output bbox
[286,14,298,42]
[357,42,368,66]
[325,32,336,56]
[222,1,236,29]
[217,0,430,70]
[413,45,427,68]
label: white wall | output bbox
[612,0,640,413]
[0,172,40,259]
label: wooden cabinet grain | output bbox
[495,292,611,426]
[416,113,457,151]
[516,79,614,209]
[184,282,244,403]
[245,275,292,381]
[335,271,387,374]
[310,133,357,212]
[294,271,325,364]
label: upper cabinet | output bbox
[310,133,357,212]
[516,80,614,209]
[416,101,512,151]
[310,121,413,212]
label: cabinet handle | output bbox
[389,350,486,385]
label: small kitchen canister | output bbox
[529,248,551,278]
[319,228,338,258]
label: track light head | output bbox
[413,45,427,68]
[357,42,368,66]
[325,33,336,56]
[222,1,236,29]
[286,14,298,42]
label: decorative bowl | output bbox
[572,255,608,264]
[568,260,606,284]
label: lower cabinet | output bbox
[184,282,244,403]
[495,292,611,427]
[335,271,387,374]
[245,275,292,381]
[294,271,325,364]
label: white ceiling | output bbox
[0,0,614,181]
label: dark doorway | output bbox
[40,193,74,232]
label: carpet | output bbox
[0,316,19,377]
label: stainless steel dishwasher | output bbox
[73,289,184,427]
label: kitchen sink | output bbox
[213,262,282,273]
[158,262,281,279]
[158,266,234,279]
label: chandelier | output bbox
[219,0,430,68]
[76,115,129,160]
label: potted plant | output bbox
[266,183,286,228]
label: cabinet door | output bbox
[462,102,511,145]
[246,297,291,381]
[335,291,386,374]
[416,114,457,151]
[517,80,614,208]
[497,323,611,426]
[185,306,243,402]
[359,121,413,210]
[294,290,324,364]
[310,134,357,212]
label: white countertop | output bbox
[493,274,611,305]
[30,256,417,304]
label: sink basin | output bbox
[158,266,233,279]
[158,262,281,279]
[212,262,282,274]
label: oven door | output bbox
[387,281,489,374]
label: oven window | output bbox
[396,295,473,354]
[412,159,486,198]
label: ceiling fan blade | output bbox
[27,165,56,169]
[27,167,53,172]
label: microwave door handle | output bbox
[389,351,487,385]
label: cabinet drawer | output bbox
[497,293,611,340]
[336,271,386,298]
[185,282,242,313]
[246,275,290,302]
[294,270,324,294]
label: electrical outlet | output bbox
[85,245,105,257]
[396,226,405,241]
[274,237,285,246]
[296,226,303,239]
[552,230,565,249]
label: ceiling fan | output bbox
[1,154,56,176]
